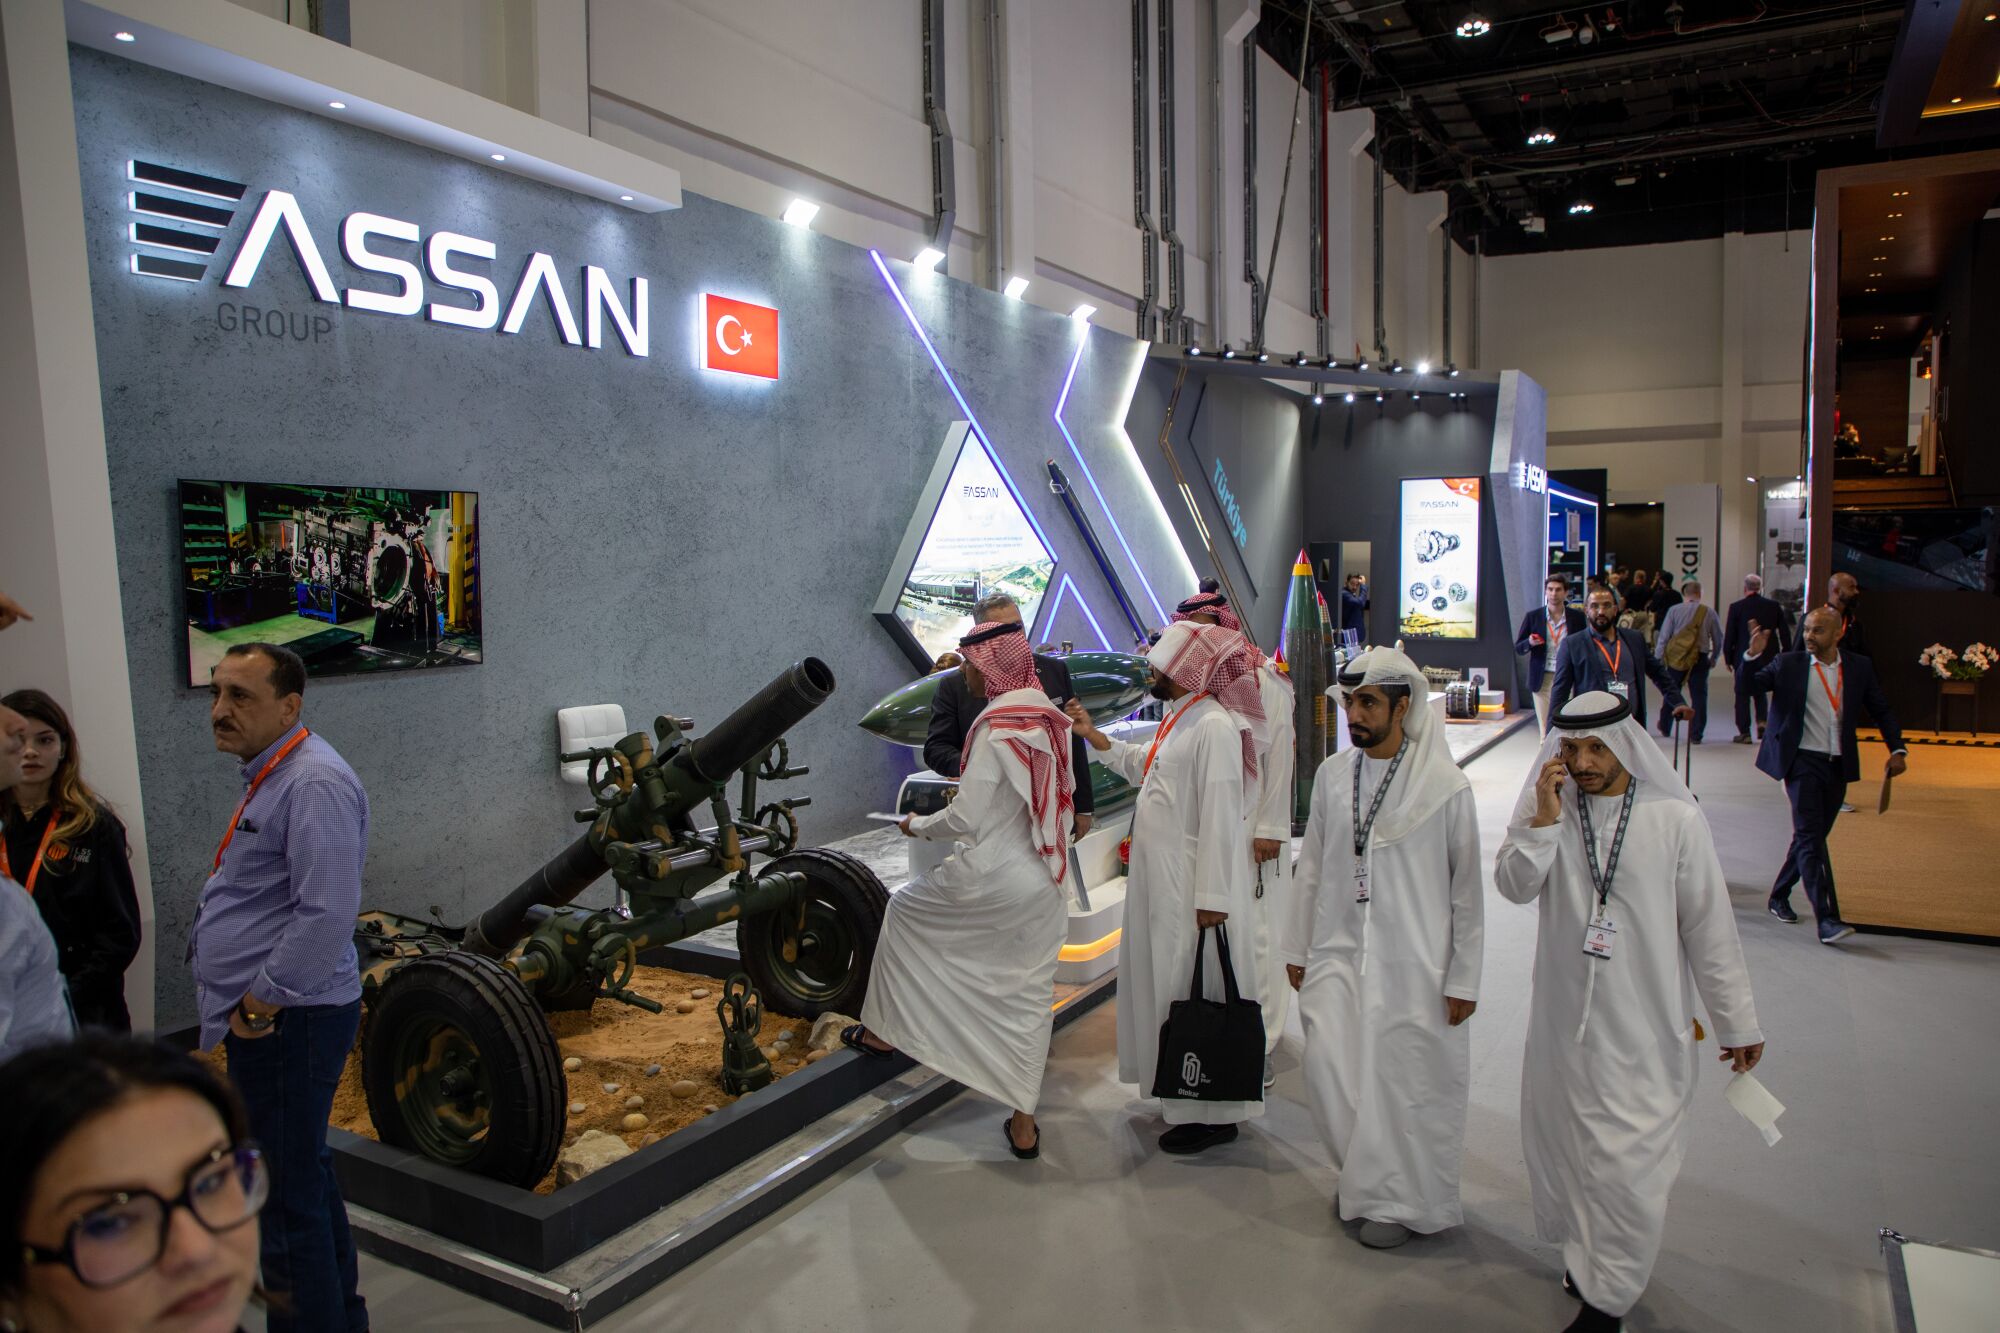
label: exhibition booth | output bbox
[1,1,1547,1323]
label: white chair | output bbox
[557,704,629,786]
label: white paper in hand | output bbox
[1725,1072,1786,1147]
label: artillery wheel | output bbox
[360,952,565,1188]
[738,847,889,1018]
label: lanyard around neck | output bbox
[1,806,61,896]
[1351,741,1410,859]
[213,729,310,871]
[1143,693,1209,779]
[1592,632,1622,677]
[1576,779,1637,914]
[1813,660,1843,717]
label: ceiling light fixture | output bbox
[1184,344,1203,357]
[1003,275,1030,300]
[1312,390,1325,405]
[781,198,820,228]
[1455,14,1491,38]
[619,194,634,202]
[1880,235,1895,241]
[1355,357,1371,371]
[1416,359,1432,374]
[1888,212,1903,218]
[1951,96,1964,104]
[327,100,346,110]
[490,152,507,162]
[1221,346,1237,360]
[1569,200,1595,215]
[1865,286,1878,292]
[114,30,136,42]
[1527,128,1557,146]
[1344,392,1356,403]
[1254,351,1270,363]
[913,246,946,271]
[1069,303,1097,324]
[1892,189,1911,197]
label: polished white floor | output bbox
[328,690,2000,1332]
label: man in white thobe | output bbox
[853,620,1076,1159]
[1495,690,1765,1333]
[1170,589,1296,1084]
[1283,647,1481,1250]
[1067,619,1259,1155]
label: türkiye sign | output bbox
[125,159,777,379]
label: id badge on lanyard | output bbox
[1353,853,1371,904]
[1351,745,1408,906]
[1578,780,1636,961]
[1606,678,1630,700]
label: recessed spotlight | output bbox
[1416,359,1432,374]
[1374,392,1386,403]
[1869,271,1882,277]
[1528,128,1557,146]
[1874,324,1885,330]
[1312,391,1325,405]
[114,30,136,42]
[1865,286,1878,292]
[1344,392,1356,403]
[781,198,820,228]
[1069,303,1097,324]
[1892,190,1911,197]
[1951,97,1964,105]
[1410,391,1422,400]
[1569,200,1595,215]
[1456,15,1492,38]
[914,246,946,271]
[1003,275,1030,300]
[1888,212,1903,218]
[1986,11,1995,18]
[490,153,507,162]
[327,100,346,110]
[1880,235,1895,241]
[619,194,634,202]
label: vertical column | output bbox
[1717,230,1752,594]
[529,0,590,136]
[0,0,157,1027]
[1208,0,1257,348]
[997,0,1035,301]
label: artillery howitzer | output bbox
[352,658,889,1186]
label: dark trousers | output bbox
[1735,676,1771,737]
[226,1000,367,1333]
[1658,660,1711,741]
[1773,752,1845,924]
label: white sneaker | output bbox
[1263,1055,1276,1089]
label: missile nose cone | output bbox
[1293,548,1313,577]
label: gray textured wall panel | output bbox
[70,49,1187,1029]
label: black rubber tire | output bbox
[360,952,565,1189]
[737,847,890,1019]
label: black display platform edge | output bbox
[330,940,912,1271]
[348,969,1119,1328]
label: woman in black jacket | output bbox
[1,689,141,1032]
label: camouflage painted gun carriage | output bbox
[351,658,890,1187]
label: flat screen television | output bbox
[179,480,481,686]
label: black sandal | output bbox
[1003,1117,1040,1160]
[840,1024,893,1058]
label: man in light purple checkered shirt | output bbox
[195,642,368,1332]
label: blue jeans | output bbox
[226,1000,367,1333]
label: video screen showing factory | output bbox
[890,436,1053,665]
[180,481,481,686]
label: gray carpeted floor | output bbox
[327,678,2000,1332]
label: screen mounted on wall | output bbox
[179,480,481,686]
[872,423,1055,672]
[1398,477,1482,640]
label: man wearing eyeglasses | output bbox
[0,698,76,1061]
[192,644,369,1333]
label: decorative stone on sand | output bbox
[564,1056,583,1072]
[644,1063,662,1077]
[669,1079,700,1099]
[805,1049,829,1064]
[621,1113,648,1131]
[808,1012,859,1054]
[676,1000,697,1014]
[556,1130,631,1186]
[690,988,710,1000]
[641,1133,662,1148]
[702,1104,718,1114]
[602,1082,621,1094]
[568,1101,587,1115]
[624,1094,644,1110]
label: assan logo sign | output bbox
[123,159,779,381]
[700,293,779,380]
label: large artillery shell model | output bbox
[352,658,889,1187]
[856,651,1154,811]
[1281,550,1331,831]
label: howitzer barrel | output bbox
[685,658,835,783]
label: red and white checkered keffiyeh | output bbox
[1147,620,1266,782]
[1170,590,1242,633]
[959,622,1075,890]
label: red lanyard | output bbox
[1813,661,1843,718]
[1,807,60,896]
[1592,633,1622,677]
[213,729,310,871]
[1143,693,1209,778]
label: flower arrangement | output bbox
[1920,642,1997,681]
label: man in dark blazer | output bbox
[1740,606,1908,944]
[1827,571,1870,659]
[1550,585,1691,726]
[925,594,1094,837]
[1723,573,1791,743]
[1514,573,1587,731]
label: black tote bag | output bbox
[1150,924,1265,1103]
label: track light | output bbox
[1323,357,1340,370]
[1416,359,1432,374]
[1447,365,1460,377]
[1355,357,1370,371]
[1390,359,1405,373]
[114,30,136,42]
[781,199,820,228]
[1410,391,1422,401]
[1003,275,1030,300]
[1569,200,1595,215]
[1292,352,1312,367]
[1374,392,1386,403]
[913,246,946,271]
[1184,344,1203,357]
[1254,351,1270,363]
[1456,14,1491,38]
[1528,128,1557,146]
[1312,391,1324,405]
[1221,346,1237,360]
[1343,392,1356,404]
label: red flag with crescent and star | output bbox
[702,293,780,379]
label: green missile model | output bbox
[1281,549,1331,831]
[858,652,1156,813]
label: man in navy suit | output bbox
[1723,574,1791,743]
[1550,585,1691,728]
[1514,573,1588,731]
[1740,607,1908,944]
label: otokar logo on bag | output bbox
[1180,1052,1206,1090]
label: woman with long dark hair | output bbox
[1,690,142,1031]
[0,1035,267,1332]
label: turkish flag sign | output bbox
[702,293,779,379]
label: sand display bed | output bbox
[210,965,821,1194]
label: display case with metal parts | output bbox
[351,657,889,1187]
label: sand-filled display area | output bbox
[207,964,826,1194]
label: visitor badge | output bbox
[1354,858,1371,904]
[1606,679,1630,700]
[1582,917,1616,960]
